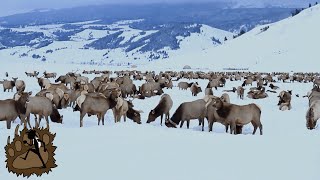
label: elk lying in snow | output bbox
[0,92,31,129]
[223,87,236,93]
[1,79,15,92]
[76,89,121,127]
[269,83,280,90]
[247,87,268,99]
[25,96,63,128]
[190,83,202,96]
[147,94,173,125]
[209,97,263,135]
[165,99,206,130]
[277,90,292,111]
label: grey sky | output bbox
[1,0,317,17]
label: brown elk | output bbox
[165,99,206,130]
[0,92,31,129]
[209,97,262,135]
[147,94,173,125]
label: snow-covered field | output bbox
[0,62,319,180]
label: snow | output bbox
[0,5,320,180]
[0,61,319,180]
[148,5,320,71]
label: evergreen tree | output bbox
[224,36,228,41]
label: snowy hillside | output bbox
[154,4,320,71]
[0,20,233,65]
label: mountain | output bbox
[0,20,234,65]
[148,4,320,71]
[0,3,294,32]
[0,3,296,66]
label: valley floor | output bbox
[0,62,319,180]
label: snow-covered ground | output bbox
[0,62,319,180]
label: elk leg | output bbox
[180,121,184,128]
[160,114,163,126]
[187,120,190,129]
[102,114,105,125]
[26,114,32,129]
[80,111,86,127]
[123,114,126,122]
[45,116,50,129]
[251,121,257,135]
[166,112,170,121]
[208,120,214,132]
[98,114,101,125]
[6,120,11,129]
[225,124,229,133]
[201,118,204,131]
[230,121,236,134]
[258,123,263,135]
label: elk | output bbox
[209,97,263,135]
[77,89,121,127]
[147,94,173,125]
[0,92,31,129]
[165,99,206,130]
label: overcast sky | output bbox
[1,0,317,17]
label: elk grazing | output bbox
[165,99,206,130]
[147,94,173,125]
[126,102,142,124]
[25,96,63,128]
[0,92,31,129]
[77,89,121,127]
[209,97,262,135]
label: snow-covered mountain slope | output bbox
[0,20,233,65]
[149,5,320,72]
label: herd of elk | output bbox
[0,70,319,134]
